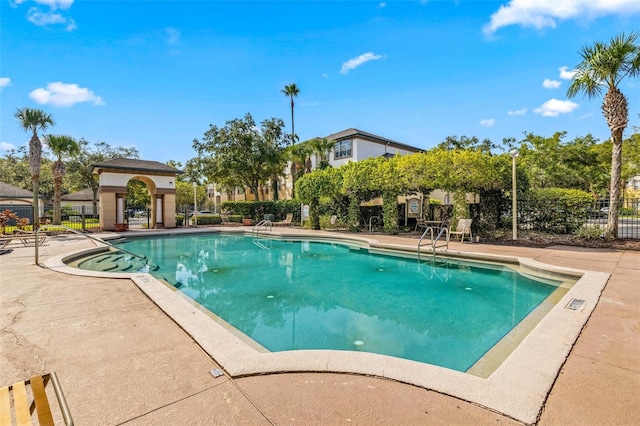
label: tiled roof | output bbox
[324,128,423,153]
[0,182,35,198]
[90,158,183,174]
[61,188,94,201]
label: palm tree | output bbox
[15,107,55,227]
[567,32,640,239]
[45,135,80,225]
[288,143,312,199]
[311,137,335,169]
[281,83,300,145]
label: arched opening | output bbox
[126,177,154,229]
[91,159,181,231]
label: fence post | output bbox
[81,205,86,232]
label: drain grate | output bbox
[565,298,586,311]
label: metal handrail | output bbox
[417,225,449,262]
[35,224,149,265]
[252,219,272,236]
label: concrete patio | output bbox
[1,228,638,425]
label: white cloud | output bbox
[542,78,561,89]
[534,99,578,117]
[559,66,577,80]
[34,0,74,10]
[29,82,105,107]
[0,77,10,88]
[508,108,527,115]
[378,2,386,8]
[340,52,383,75]
[480,119,495,127]
[483,0,640,35]
[1,142,16,151]
[166,27,181,45]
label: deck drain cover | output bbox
[565,298,585,311]
[210,368,224,378]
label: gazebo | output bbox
[90,159,182,231]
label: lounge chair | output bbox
[14,230,48,247]
[449,218,473,243]
[273,213,293,227]
[1,371,74,425]
[220,215,240,226]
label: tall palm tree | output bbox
[567,32,640,239]
[45,135,80,225]
[281,83,300,145]
[15,107,55,227]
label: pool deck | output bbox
[1,227,638,425]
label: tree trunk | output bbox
[29,134,42,228]
[53,178,62,225]
[32,176,39,228]
[606,130,623,239]
[290,99,295,145]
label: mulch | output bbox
[484,233,640,251]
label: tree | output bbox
[567,32,640,238]
[66,140,140,216]
[281,83,300,144]
[14,107,55,226]
[45,135,80,224]
[193,113,288,201]
[310,137,335,169]
[287,142,312,199]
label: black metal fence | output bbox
[0,205,101,232]
[511,197,639,239]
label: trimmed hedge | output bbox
[220,200,301,222]
[518,188,595,234]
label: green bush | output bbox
[221,200,300,222]
[574,224,605,239]
[519,188,595,234]
[196,214,222,225]
[176,214,184,226]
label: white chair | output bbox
[449,219,473,243]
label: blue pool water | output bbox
[79,234,559,372]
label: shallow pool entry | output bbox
[79,234,564,372]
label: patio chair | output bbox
[1,371,73,425]
[273,213,293,227]
[14,230,47,247]
[415,218,428,232]
[220,215,240,226]
[449,218,473,243]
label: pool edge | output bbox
[42,230,610,425]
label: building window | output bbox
[334,140,352,159]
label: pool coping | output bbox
[43,229,609,424]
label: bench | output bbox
[0,371,73,426]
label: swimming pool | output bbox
[77,233,565,372]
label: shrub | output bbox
[176,214,184,226]
[195,214,222,225]
[518,188,595,234]
[221,200,300,222]
[574,224,605,239]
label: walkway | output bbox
[0,229,638,425]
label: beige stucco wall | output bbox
[97,171,178,231]
[99,192,118,231]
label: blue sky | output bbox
[1,0,639,165]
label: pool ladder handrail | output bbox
[417,226,449,262]
[35,224,153,267]
[252,219,272,237]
